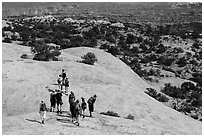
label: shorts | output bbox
[57,100,63,105]
[40,111,46,119]
[89,104,94,112]
[51,102,56,107]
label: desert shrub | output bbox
[31,42,61,61]
[3,38,12,43]
[100,111,120,117]
[157,56,175,66]
[21,54,29,59]
[181,82,195,93]
[146,88,157,98]
[126,34,136,44]
[176,57,187,67]
[161,83,185,99]
[100,43,110,50]
[70,35,84,47]
[83,37,98,47]
[145,88,169,102]
[81,52,98,65]
[156,93,169,102]
[124,114,134,120]
[106,34,116,43]
[178,102,192,114]
[156,44,166,53]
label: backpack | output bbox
[81,102,87,109]
[40,103,46,111]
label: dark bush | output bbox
[21,54,29,59]
[106,34,116,43]
[124,114,134,120]
[31,42,61,61]
[161,83,184,98]
[145,88,169,102]
[176,57,187,67]
[157,56,175,66]
[81,52,98,65]
[100,111,120,117]
[181,82,195,93]
[3,38,12,43]
[146,88,157,98]
[156,93,169,102]
[156,44,166,53]
[126,34,136,44]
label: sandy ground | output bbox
[2,43,202,134]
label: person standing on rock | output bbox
[73,100,81,126]
[57,74,63,90]
[87,95,97,117]
[50,90,56,112]
[81,97,87,118]
[64,77,69,93]
[39,100,47,124]
[61,69,66,86]
[69,91,76,121]
[56,89,63,114]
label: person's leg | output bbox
[65,86,67,93]
[40,112,43,123]
[60,104,62,114]
[82,110,85,118]
[53,102,55,112]
[76,114,79,126]
[57,102,59,113]
[42,111,46,124]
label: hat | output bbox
[41,100,44,102]
[93,95,97,97]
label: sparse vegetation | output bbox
[124,114,135,120]
[81,52,98,65]
[145,88,169,102]
[100,111,120,117]
[2,2,202,121]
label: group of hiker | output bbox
[39,69,97,126]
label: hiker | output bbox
[64,77,69,93]
[56,89,63,114]
[50,90,56,112]
[87,95,97,117]
[73,100,81,126]
[61,69,66,85]
[69,91,76,121]
[39,100,47,124]
[81,97,87,118]
[57,74,63,90]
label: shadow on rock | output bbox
[56,118,73,124]
[26,119,41,124]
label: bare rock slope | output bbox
[2,43,201,134]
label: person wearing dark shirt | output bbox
[50,90,56,112]
[69,91,76,121]
[87,95,97,117]
[56,89,63,114]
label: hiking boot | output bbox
[76,122,79,126]
[42,120,44,124]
